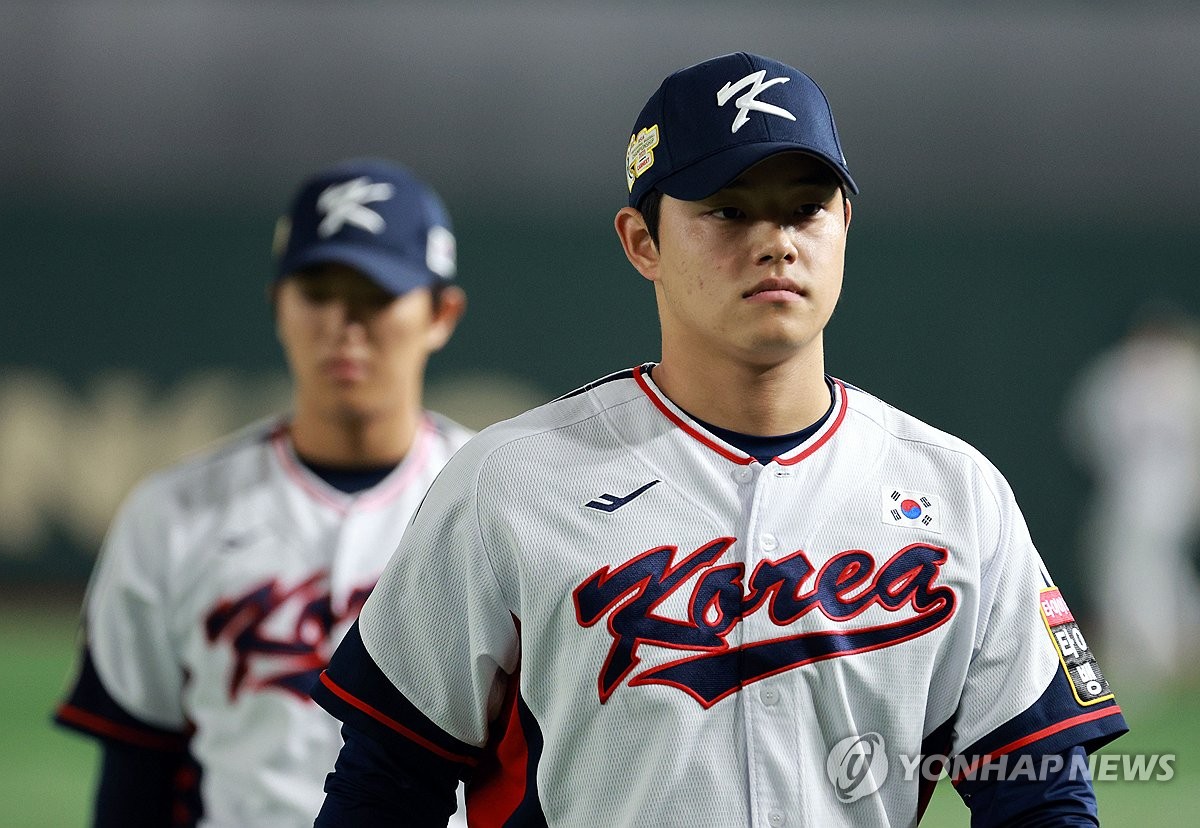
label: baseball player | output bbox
[312,55,1128,826]
[55,158,474,826]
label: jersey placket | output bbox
[738,460,804,828]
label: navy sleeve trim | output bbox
[312,621,481,769]
[951,670,1128,787]
[315,673,478,767]
[54,648,189,752]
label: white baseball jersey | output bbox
[316,365,1126,827]
[57,412,472,828]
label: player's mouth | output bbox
[743,277,806,303]
[322,356,368,383]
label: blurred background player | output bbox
[1064,300,1200,693]
[54,158,472,826]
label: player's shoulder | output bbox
[421,409,475,453]
[431,367,642,473]
[120,416,283,516]
[840,378,1005,480]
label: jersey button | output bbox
[759,533,778,552]
[732,465,755,484]
[760,686,779,706]
[767,810,787,827]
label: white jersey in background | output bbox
[58,412,472,828]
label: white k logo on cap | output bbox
[316,177,395,238]
[716,70,798,134]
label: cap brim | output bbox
[278,241,441,296]
[655,143,859,202]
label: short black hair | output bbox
[637,190,664,247]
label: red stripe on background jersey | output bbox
[55,703,187,752]
[465,669,530,826]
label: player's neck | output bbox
[287,405,421,467]
[653,345,829,437]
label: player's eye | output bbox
[353,290,395,312]
[710,206,746,220]
[796,203,823,218]
[298,282,336,303]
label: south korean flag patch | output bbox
[881,488,940,534]
[1039,587,1114,706]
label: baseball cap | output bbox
[272,158,456,296]
[626,52,858,208]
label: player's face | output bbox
[274,265,463,425]
[620,152,850,371]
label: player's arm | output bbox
[56,649,194,826]
[313,624,467,826]
[317,725,459,827]
[93,741,189,827]
[54,478,194,824]
[312,441,520,823]
[943,465,1126,823]
[963,746,1097,827]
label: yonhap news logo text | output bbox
[825,732,1175,803]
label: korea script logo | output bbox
[205,573,373,701]
[573,538,956,708]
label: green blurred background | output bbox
[3,1,1198,823]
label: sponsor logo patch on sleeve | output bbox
[1039,587,1114,706]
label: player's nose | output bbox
[323,298,373,340]
[754,222,799,265]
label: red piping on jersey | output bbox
[55,703,187,752]
[632,365,848,466]
[315,672,479,767]
[272,415,434,514]
[774,380,848,466]
[464,666,528,826]
[949,705,1124,785]
[633,366,750,465]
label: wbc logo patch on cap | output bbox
[881,487,940,534]
[626,125,660,192]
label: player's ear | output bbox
[270,278,287,340]
[843,194,852,230]
[614,207,660,283]
[425,284,466,352]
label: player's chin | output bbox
[737,330,819,364]
[325,391,385,422]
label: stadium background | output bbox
[2,2,1197,823]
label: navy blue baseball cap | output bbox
[272,158,456,295]
[626,52,858,208]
